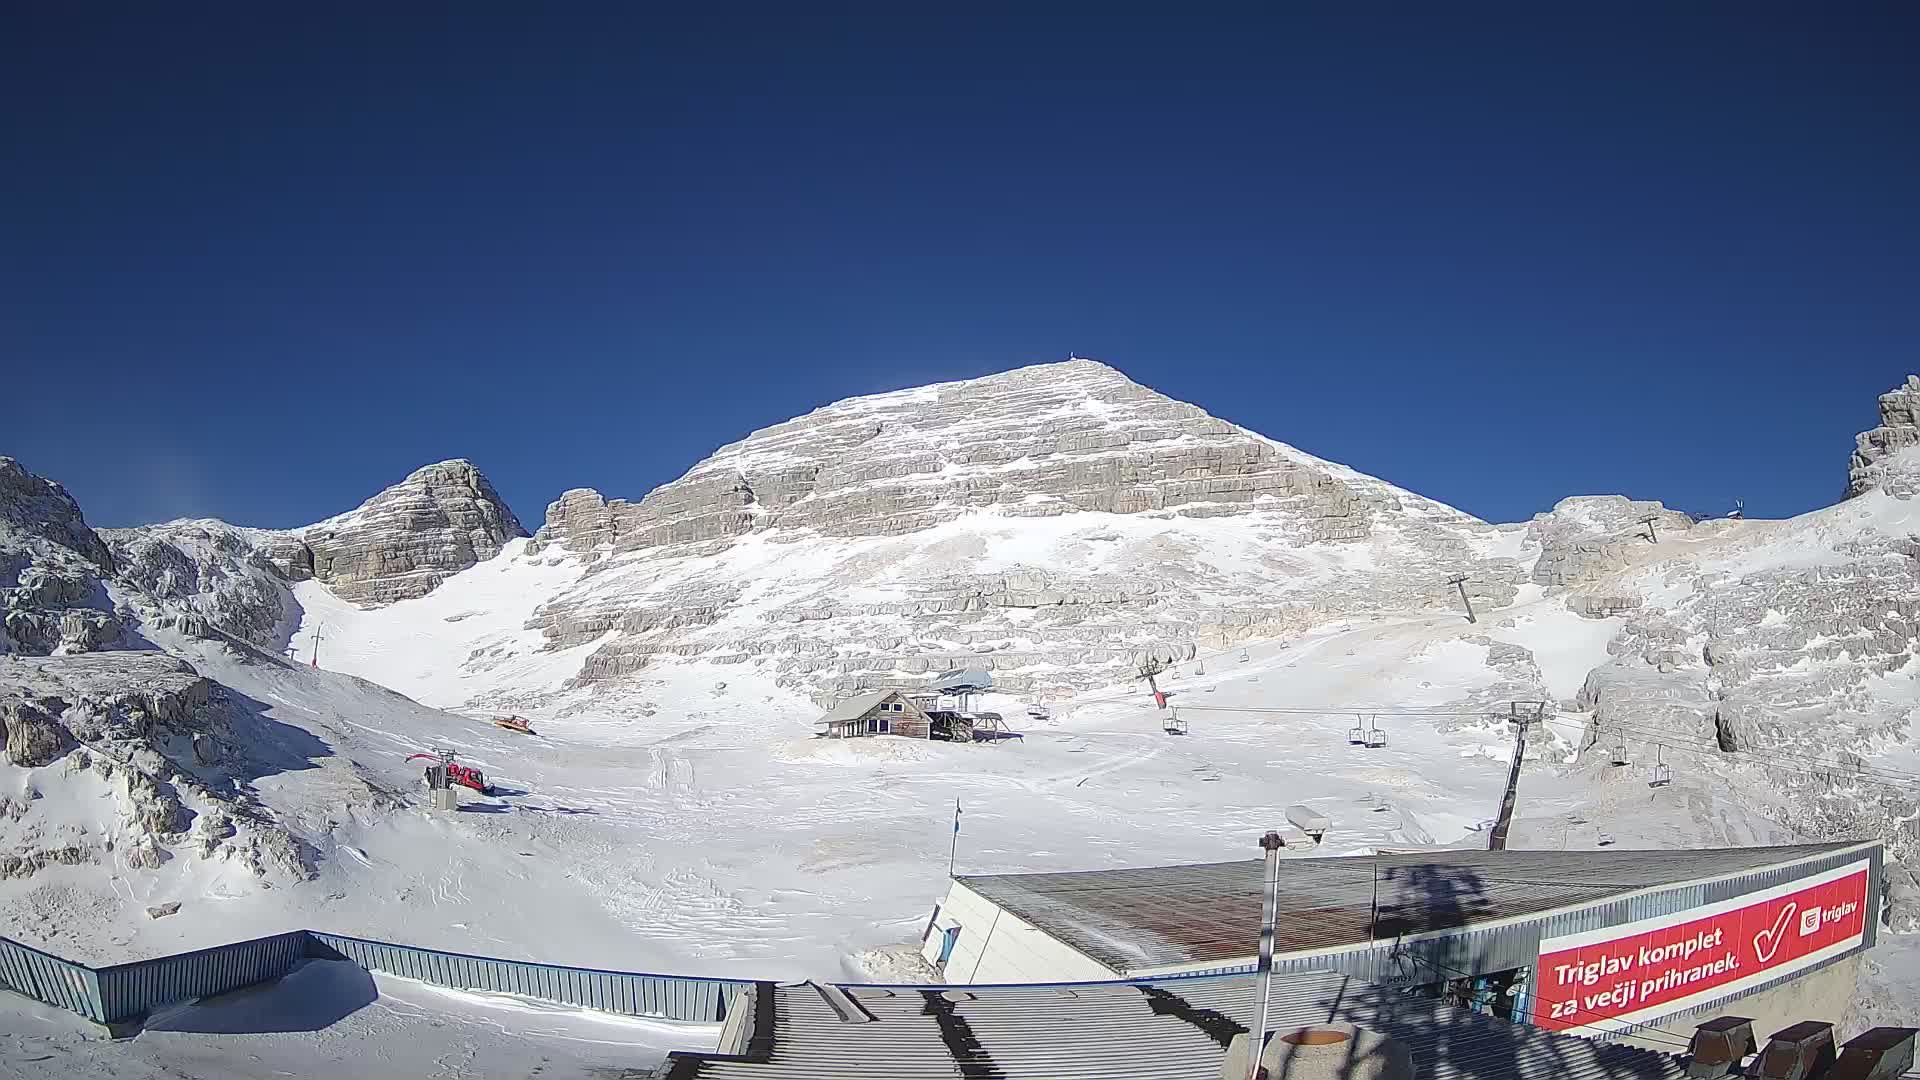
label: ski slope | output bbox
[66,572,1803,987]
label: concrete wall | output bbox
[1618,954,1862,1053]
[925,882,1118,985]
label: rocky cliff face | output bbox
[1524,495,1695,587]
[0,457,120,655]
[529,360,1454,556]
[101,520,300,648]
[1556,381,1920,927]
[1,459,316,898]
[100,458,527,642]
[1848,374,1920,499]
[512,361,1526,698]
[302,459,526,607]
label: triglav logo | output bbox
[1799,907,1821,937]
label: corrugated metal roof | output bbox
[817,691,897,725]
[956,843,1856,973]
[667,970,1690,1078]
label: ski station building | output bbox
[918,840,1885,1046]
[813,670,1024,743]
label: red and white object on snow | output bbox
[406,752,495,796]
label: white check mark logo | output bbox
[1753,903,1796,964]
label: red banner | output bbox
[1532,861,1869,1032]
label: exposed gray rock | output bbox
[528,362,1433,557]
[2,699,74,767]
[1525,496,1693,587]
[519,361,1523,696]
[0,457,113,575]
[146,901,181,919]
[102,519,299,647]
[1847,374,1920,499]
[0,846,93,879]
[303,459,526,606]
[1,457,118,656]
[124,837,165,869]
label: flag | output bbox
[953,799,962,834]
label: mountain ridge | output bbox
[2,365,1918,1019]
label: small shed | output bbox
[815,690,933,739]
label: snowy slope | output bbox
[5,367,1919,1038]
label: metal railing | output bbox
[0,929,748,1026]
[305,931,748,1023]
[0,932,104,1022]
[95,931,310,1025]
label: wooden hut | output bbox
[814,690,933,739]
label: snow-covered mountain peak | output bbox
[483,363,1529,705]
[528,358,1482,562]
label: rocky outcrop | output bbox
[2,649,312,884]
[0,458,113,575]
[102,520,299,648]
[0,451,121,653]
[1847,374,1920,499]
[1525,496,1693,587]
[303,459,526,606]
[1,697,74,767]
[1,457,121,656]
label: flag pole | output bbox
[948,798,962,877]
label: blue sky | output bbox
[4,5,1916,530]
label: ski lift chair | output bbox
[1238,649,1249,663]
[1165,713,1188,736]
[1609,736,1630,767]
[1365,724,1389,749]
[1348,718,1367,745]
[1649,746,1672,787]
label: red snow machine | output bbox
[407,753,494,796]
[492,715,535,735]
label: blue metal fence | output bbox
[0,933,104,1022]
[306,931,747,1022]
[0,929,748,1026]
[94,930,309,1024]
